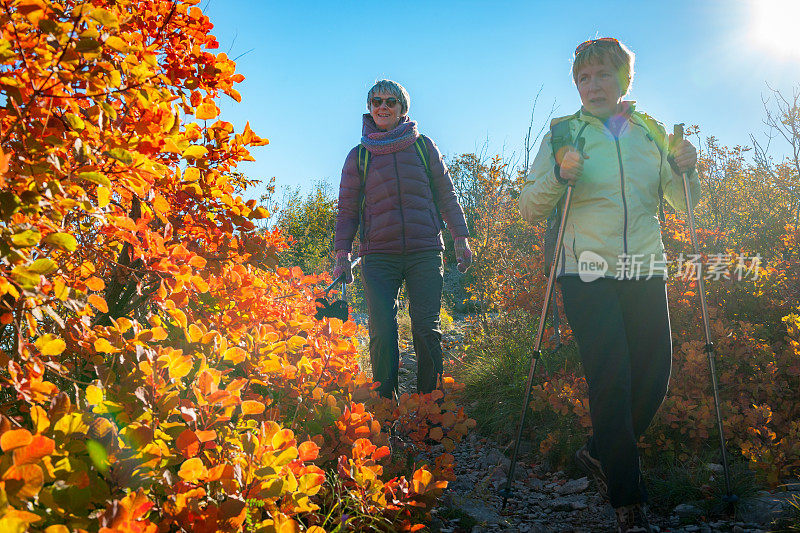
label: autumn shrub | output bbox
[0,2,473,531]
[273,181,337,278]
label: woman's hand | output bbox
[668,137,698,173]
[559,148,586,184]
[454,237,472,273]
[333,250,353,284]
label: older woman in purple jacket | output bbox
[333,79,472,399]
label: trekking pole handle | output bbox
[324,257,362,295]
[674,123,684,145]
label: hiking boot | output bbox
[575,444,608,499]
[615,503,652,533]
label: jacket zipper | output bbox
[614,135,629,276]
[393,153,407,252]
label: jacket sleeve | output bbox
[657,128,702,212]
[334,147,361,253]
[519,132,568,223]
[424,136,469,239]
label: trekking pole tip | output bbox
[722,493,739,504]
[498,484,513,508]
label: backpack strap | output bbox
[544,112,587,275]
[356,144,370,242]
[550,111,582,181]
[632,112,667,222]
[414,135,445,229]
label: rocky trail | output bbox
[387,318,800,533]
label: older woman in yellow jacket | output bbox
[520,38,699,533]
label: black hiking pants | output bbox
[559,277,672,508]
[362,251,444,399]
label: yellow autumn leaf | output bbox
[182,145,208,159]
[35,334,66,356]
[241,400,265,415]
[104,35,129,52]
[89,7,119,28]
[178,457,207,483]
[94,338,117,353]
[223,347,247,364]
[188,324,203,343]
[97,186,110,207]
[86,384,103,405]
[261,356,283,373]
[169,307,187,329]
[31,406,49,433]
[183,167,200,182]
[195,102,219,120]
[168,354,193,381]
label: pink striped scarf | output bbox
[360,114,420,155]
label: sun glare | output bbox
[751,0,800,59]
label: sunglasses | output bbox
[371,96,399,109]
[574,37,619,56]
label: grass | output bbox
[313,471,401,532]
[772,493,800,531]
[645,455,760,520]
[454,309,584,468]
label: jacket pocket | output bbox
[362,206,372,244]
[428,206,441,234]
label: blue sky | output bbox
[203,0,800,198]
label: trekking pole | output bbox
[500,137,584,510]
[673,124,737,505]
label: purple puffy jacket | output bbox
[334,116,469,255]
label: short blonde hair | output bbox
[367,79,410,115]
[572,38,635,96]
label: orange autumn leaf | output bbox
[178,457,207,483]
[241,400,265,415]
[411,468,433,494]
[176,429,200,459]
[13,435,55,466]
[88,294,109,313]
[1,429,33,451]
[85,276,106,291]
[223,347,247,364]
[2,464,44,499]
[297,440,320,462]
[195,430,217,442]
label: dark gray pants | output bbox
[362,251,444,399]
[559,277,672,508]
